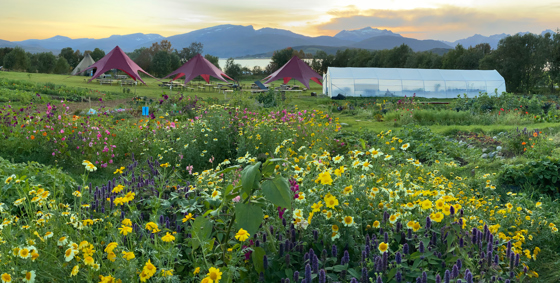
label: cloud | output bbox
[314,5,558,41]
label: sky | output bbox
[1,0,559,42]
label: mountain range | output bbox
[0,25,557,58]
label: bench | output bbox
[121,80,136,86]
[99,79,114,85]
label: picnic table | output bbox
[98,78,114,85]
[115,75,128,80]
[121,80,137,86]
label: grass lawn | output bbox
[3,71,560,134]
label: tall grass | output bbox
[385,109,533,126]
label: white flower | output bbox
[384,154,393,161]
[332,155,344,164]
[401,143,410,150]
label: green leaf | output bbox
[262,177,292,210]
[235,202,263,236]
[191,217,212,250]
[217,165,241,176]
[252,247,266,273]
[241,162,262,196]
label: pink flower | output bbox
[232,196,241,202]
[52,152,55,156]
[60,129,64,134]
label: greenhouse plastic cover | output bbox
[324,67,506,98]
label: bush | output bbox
[499,157,560,198]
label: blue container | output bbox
[142,107,149,116]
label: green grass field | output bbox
[3,71,560,134]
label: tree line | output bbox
[1,47,106,74]
[2,31,559,93]
[305,31,560,93]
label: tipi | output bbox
[71,53,96,75]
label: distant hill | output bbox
[237,46,452,59]
[351,36,451,52]
[1,25,557,57]
[443,29,557,49]
[334,27,401,42]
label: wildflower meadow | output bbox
[1,90,560,283]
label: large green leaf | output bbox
[241,162,262,197]
[235,202,263,236]
[262,177,292,210]
[191,217,212,250]
[252,247,266,273]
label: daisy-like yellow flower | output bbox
[315,171,333,185]
[324,195,339,209]
[343,216,354,227]
[210,190,221,200]
[160,163,170,168]
[389,214,398,224]
[145,222,160,234]
[420,200,433,210]
[72,191,82,197]
[207,267,222,283]
[378,242,388,253]
[122,251,135,260]
[1,273,12,283]
[119,225,133,235]
[193,267,201,275]
[114,167,125,174]
[22,270,35,283]
[182,213,195,222]
[112,184,125,194]
[122,218,132,226]
[430,212,444,223]
[18,247,31,259]
[83,256,95,266]
[104,242,118,253]
[161,232,175,242]
[311,202,323,213]
[235,228,250,242]
[372,221,380,228]
[401,143,410,150]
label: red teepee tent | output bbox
[74,46,156,85]
[163,54,233,85]
[263,56,322,89]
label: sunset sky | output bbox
[1,0,558,41]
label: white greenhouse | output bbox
[323,67,506,98]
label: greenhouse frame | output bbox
[323,67,506,98]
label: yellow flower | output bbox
[114,167,125,174]
[235,228,250,242]
[182,213,195,222]
[119,225,133,235]
[83,256,95,266]
[161,232,175,242]
[1,273,11,283]
[193,267,201,275]
[160,163,170,168]
[315,171,333,185]
[105,242,118,253]
[421,200,433,210]
[207,267,222,283]
[22,270,35,283]
[122,251,135,261]
[18,247,31,259]
[145,222,160,233]
[107,252,117,262]
[70,265,79,277]
[372,221,380,228]
[122,218,132,227]
[201,278,212,283]
[401,143,410,150]
[311,202,323,213]
[378,242,388,253]
[389,214,398,224]
[112,184,125,193]
[430,212,444,223]
[324,195,339,209]
[343,216,354,227]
